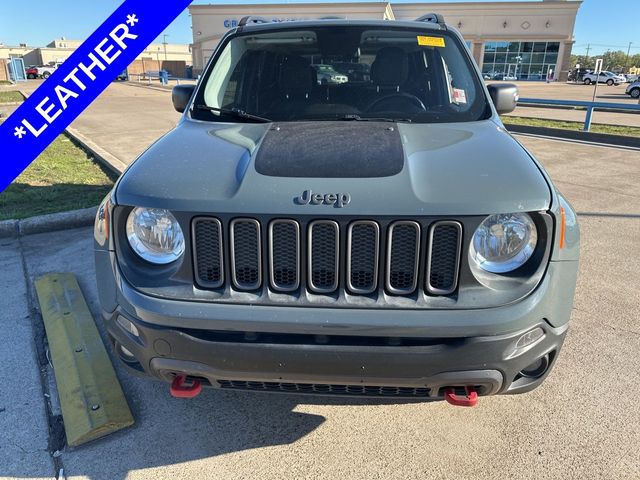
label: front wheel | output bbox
[630,88,640,99]
[42,71,50,79]
[606,79,614,86]
[584,78,592,85]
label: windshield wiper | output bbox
[337,114,412,123]
[194,105,272,123]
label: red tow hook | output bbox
[444,387,478,407]
[170,375,202,398]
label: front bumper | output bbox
[99,246,578,400]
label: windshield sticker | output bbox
[453,88,467,104]
[417,36,445,48]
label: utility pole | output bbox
[625,42,633,73]
[162,34,169,61]
[585,44,590,65]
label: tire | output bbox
[630,88,640,99]
[42,71,50,79]
[584,78,591,85]
[27,73,34,79]
[607,79,614,86]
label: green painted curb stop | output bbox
[35,273,134,447]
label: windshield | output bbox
[192,25,490,123]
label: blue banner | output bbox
[0,0,193,193]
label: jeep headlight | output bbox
[469,213,537,273]
[126,208,185,264]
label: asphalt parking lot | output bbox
[1,135,639,479]
[1,80,639,479]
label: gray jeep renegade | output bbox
[94,14,579,405]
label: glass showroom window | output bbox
[481,41,559,81]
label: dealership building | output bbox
[190,0,581,80]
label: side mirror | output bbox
[487,83,519,115]
[172,84,196,113]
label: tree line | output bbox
[570,50,640,72]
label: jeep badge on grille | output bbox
[294,189,351,208]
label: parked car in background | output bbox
[568,68,591,83]
[25,66,39,79]
[313,64,349,84]
[626,80,640,99]
[115,70,128,81]
[625,74,639,83]
[331,62,370,82]
[36,62,63,79]
[582,71,625,86]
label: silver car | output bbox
[626,80,640,99]
[94,14,579,405]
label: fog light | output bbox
[520,354,550,379]
[116,316,140,338]
[515,327,544,350]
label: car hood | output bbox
[115,119,551,216]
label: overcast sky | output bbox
[0,0,637,56]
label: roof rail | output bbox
[415,13,446,27]
[238,16,270,28]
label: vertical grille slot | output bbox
[269,220,300,292]
[192,218,224,288]
[347,221,380,294]
[386,221,420,294]
[426,221,462,295]
[230,219,262,290]
[308,220,339,293]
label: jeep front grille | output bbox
[426,221,463,295]
[192,218,224,288]
[269,220,300,292]
[192,217,462,299]
[386,221,420,294]
[308,220,339,293]
[347,221,379,294]
[230,219,262,290]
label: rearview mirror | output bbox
[172,85,196,113]
[487,83,519,115]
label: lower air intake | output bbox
[217,380,431,397]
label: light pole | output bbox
[625,42,633,73]
[162,34,169,61]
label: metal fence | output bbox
[517,97,640,132]
[126,72,195,86]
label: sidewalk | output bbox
[9,80,181,170]
[67,82,181,168]
[0,238,53,477]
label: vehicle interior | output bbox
[198,26,490,123]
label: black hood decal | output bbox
[255,121,404,178]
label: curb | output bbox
[0,206,97,239]
[0,91,115,239]
[122,81,174,93]
[505,124,640,149]
[66,127,126,175]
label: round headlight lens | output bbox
[126,208,185,264]
[470,213,537,273]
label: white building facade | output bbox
[190,0,581,80]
